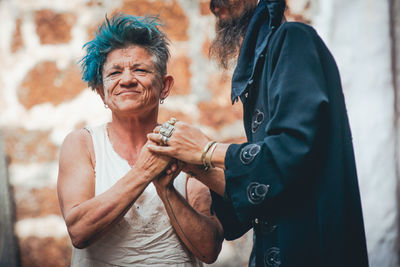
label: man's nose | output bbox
[210,3,220,15]
[210,0,227,15]
[119,71,137,87]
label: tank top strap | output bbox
[84,124,106,170]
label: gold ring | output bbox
[161,135,169,146]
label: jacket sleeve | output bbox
[224,24,330,223]
[210,190,252,240]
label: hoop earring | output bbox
[160,98,164,104]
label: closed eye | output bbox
[135,69,148,73]
[106,71,121,77]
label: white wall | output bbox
[312,0,399,266]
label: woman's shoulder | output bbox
[60,128,95,164]
[63,123,107,147]
[62,129,92,148]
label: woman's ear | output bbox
[160,74,174,100]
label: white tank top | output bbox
[71,124,202,267]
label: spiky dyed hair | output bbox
[80,13,170,90]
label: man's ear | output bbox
[160,74,174,100]
[95,85,105,102]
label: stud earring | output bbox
[104,103,109,109]
[160,98,164,104]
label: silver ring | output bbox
[167,117,178,126]
[160,123,175,138]
[161,135,169,146]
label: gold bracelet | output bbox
[207,142,218,169]
[201,141,217,171]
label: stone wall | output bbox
[0,1,250,266]
[0,0,398,266]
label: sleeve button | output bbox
[264,247,281,267]
[240,144,261,165]
[247,182,270,204]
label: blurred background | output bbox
[0,0,399,266]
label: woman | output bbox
[57,14,223,267]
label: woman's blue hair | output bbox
[80,13,170,90]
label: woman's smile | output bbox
[116,90,141,96]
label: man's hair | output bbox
[80,13,170,90]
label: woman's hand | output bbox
[153,160,183,192]
[134,140,172,181]
[147,121,211,165]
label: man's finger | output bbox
[147,133,162,143]
[147,143,172,155]
[153,125,161,133]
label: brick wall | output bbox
[0,0,310,266]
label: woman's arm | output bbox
[57,129,170,248]
[153,173,224,264]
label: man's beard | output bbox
[209,5,257,70]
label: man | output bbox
[148,0,369,266]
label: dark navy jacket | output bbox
[210,1,369,266]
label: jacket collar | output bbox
[231,0,285,103]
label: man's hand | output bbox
[147,121,211,165]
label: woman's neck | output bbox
[107,111,158,165]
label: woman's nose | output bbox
[119,71,137,86]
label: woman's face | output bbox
[101,45,168,117]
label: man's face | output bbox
[100,45,163,116]
[210,0,258,21]
[209,0,258,69]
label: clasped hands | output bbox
[145,119,226,197]
[147,120,211,165]
[137,118,209,191]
